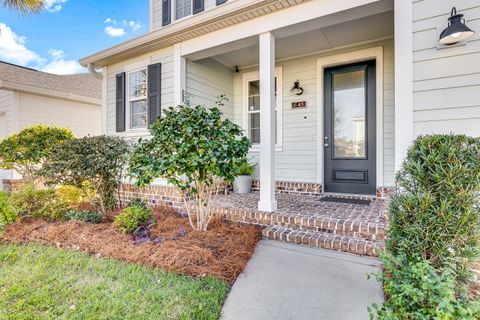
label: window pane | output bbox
[176,0,191,20]
[129,70,147,99]
[248,80,260,111]
[246,77,279,144]
[249,113,260,144]
[130,100,147,129]
[333,69,366,158]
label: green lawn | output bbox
[0,243,229,320]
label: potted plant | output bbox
[233,160,255,194]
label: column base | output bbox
[258,200,278,212]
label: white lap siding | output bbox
[105,46,175,140]
[18,93,101,137]
[412,0,480,137]
[0,89,14,137]
[186,58,234,119]
[233,39,396,186]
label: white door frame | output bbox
[316,46,384,190]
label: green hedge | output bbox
[371,134,480,319]
[388,134,480,277]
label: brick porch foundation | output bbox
[118,183,189,212]
[2,179,479,280]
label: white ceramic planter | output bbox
[233,175,252,194]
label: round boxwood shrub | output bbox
[388,133,480,278]
[114,202,152,234]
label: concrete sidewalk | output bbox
[221,240,384,320]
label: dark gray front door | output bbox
[324,60,376,195]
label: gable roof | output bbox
[0,61,101,102]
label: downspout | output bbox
[87,64,103,80]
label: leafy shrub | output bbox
[237,160,255,176]
[129,100,250,231]
[0,125,73,184]
[388,134,480,277]
[114,205,152,234]
[55,185,84,205]
[10,185,69,221]
[0,191,18,231]
[41,135,130,216]
[127,198,148,210]
[64,209,102,224]
[369,254,480,320]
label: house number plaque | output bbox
[292,101,307,109]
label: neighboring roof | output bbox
[80,0,310,68]
[0,61,101,104]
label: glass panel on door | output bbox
[332,69,366,158]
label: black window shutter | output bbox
[216,0,227,5]
[193,0,204,14]
[162,0,171,26]
[148,63,162,127]
[115,72,126,132]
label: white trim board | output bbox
[316,46,384,189]
[241,66,283,152]
[394,0,413,171]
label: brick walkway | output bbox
[211,192,389,256]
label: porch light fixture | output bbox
[290,80,304,95]
[439,7,475,45]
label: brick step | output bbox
[262,225,385,257]
[217,208,386,241]
[277,214,386,241]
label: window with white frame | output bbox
[127,69,148,129]
[244,68,282,147]
[175,0,192,20]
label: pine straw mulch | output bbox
[0,206,262,285]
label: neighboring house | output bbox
[0,61,102,184]
[80,0,479,212]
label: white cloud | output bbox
[0,23,83,75]
[40,49,84,74]
[104,18,117,24]
[128,21,142,31]
[43,0,68,13]
[103,18,142,37]
[0,23,44,65]
[104,26,126,37]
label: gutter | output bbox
[88,64,103,80]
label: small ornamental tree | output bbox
[129,102,251,231]
[41,136,130,216]
[0,125,73,184]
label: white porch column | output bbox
[394,0,414,171]
[174,43,186,106]
[258,32,277,212]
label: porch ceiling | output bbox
[191,6,394,68]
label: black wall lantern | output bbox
[290,80,304,95]
[439,7,475,45]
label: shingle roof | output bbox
[0,61,101,99]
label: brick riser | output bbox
[262,226,385,257]
[215,209,386,242]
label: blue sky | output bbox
[0,0,149,74]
